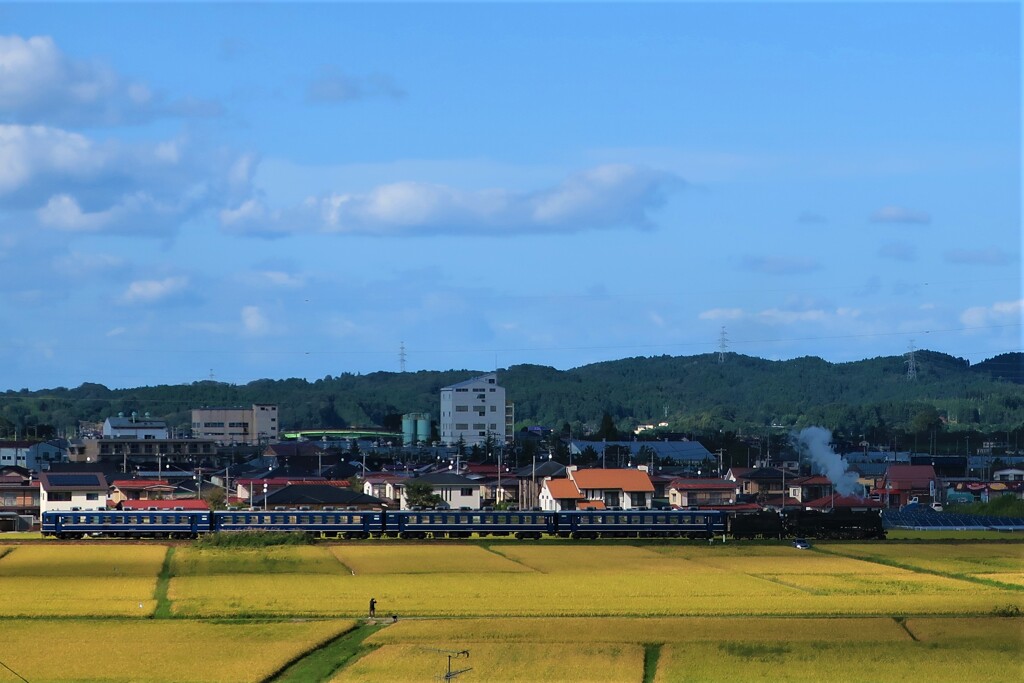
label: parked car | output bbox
[792,538,811,549]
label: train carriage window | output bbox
[472,515,481,524]
[339,515,349,524]
[261,515,271,524]
[288,515,298,524]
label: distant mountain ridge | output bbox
[1,351,1021,437]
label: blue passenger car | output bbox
[386,509,553,539]
[212,509,380,538]
[556,510,724,539]
[41,509,210,539]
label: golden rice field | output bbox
[2,539,1022,682]
[0,545,166,617]
[168,542,1024,618]
[332,544,534,574]
[0,618,355,683]
[351,616,1023,683]
[365,617,912,644]
[337,642,646,683]
[173,545,344,575]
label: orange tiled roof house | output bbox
[539,466,655,511]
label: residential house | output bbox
[802,494,883,512]
[108,479,177,505]
[0,441,32,468]
[728,468,788,499]
[564,466,655,510]
[539,477,584,511]
[516,459,567,510]
[0,469,40,523]
[38,472,109,513]
[235,477,325,503]
[666,478,737,508]
[395,472,483,510]
[118,499,210,511]
[786,475,834,503]
[362,473,409,505]
[256,484,384,510]
[880,465,939,507]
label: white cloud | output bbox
[120,276,188,304]
[105,327,126,337]
[37,191,180,234]
[0,124,102,195]
[870,205,931,224]
[1,123,251,236]
[960,299,1023,328]
[220,164,683,237]
[698,308,744,321]
[241,305,270,335]
[0,34,220,126]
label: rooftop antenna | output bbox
[399,341,407,373]
[428,649,471,681]
[717,326,728,364]
[905,340,918,381]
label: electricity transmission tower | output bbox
[905,340,918,381]
[718,326,729,364]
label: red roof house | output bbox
[881,465,939,507]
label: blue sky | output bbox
[0,2,1020,390]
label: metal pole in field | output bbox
[263,482,268,511]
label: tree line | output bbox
[0,351,1020,452]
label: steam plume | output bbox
[793,426,864,497]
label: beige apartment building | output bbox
[191,404,279,445]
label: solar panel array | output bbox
[46,474,102,487]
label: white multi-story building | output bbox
[103,414,169,440]
[191,404,279,444]
[439,373,508,447]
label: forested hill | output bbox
[1,351,1021,438]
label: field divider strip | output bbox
[0,547,13,563]
[152,546,174,619]
[264,622,386,683]
[483,545,546,573]
[327,549,357,575]
[748,573,820,595]
[812,546,1024,593]
[892,617,919,641]
[642,643,663,683]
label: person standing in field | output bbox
[369,597,376,617]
